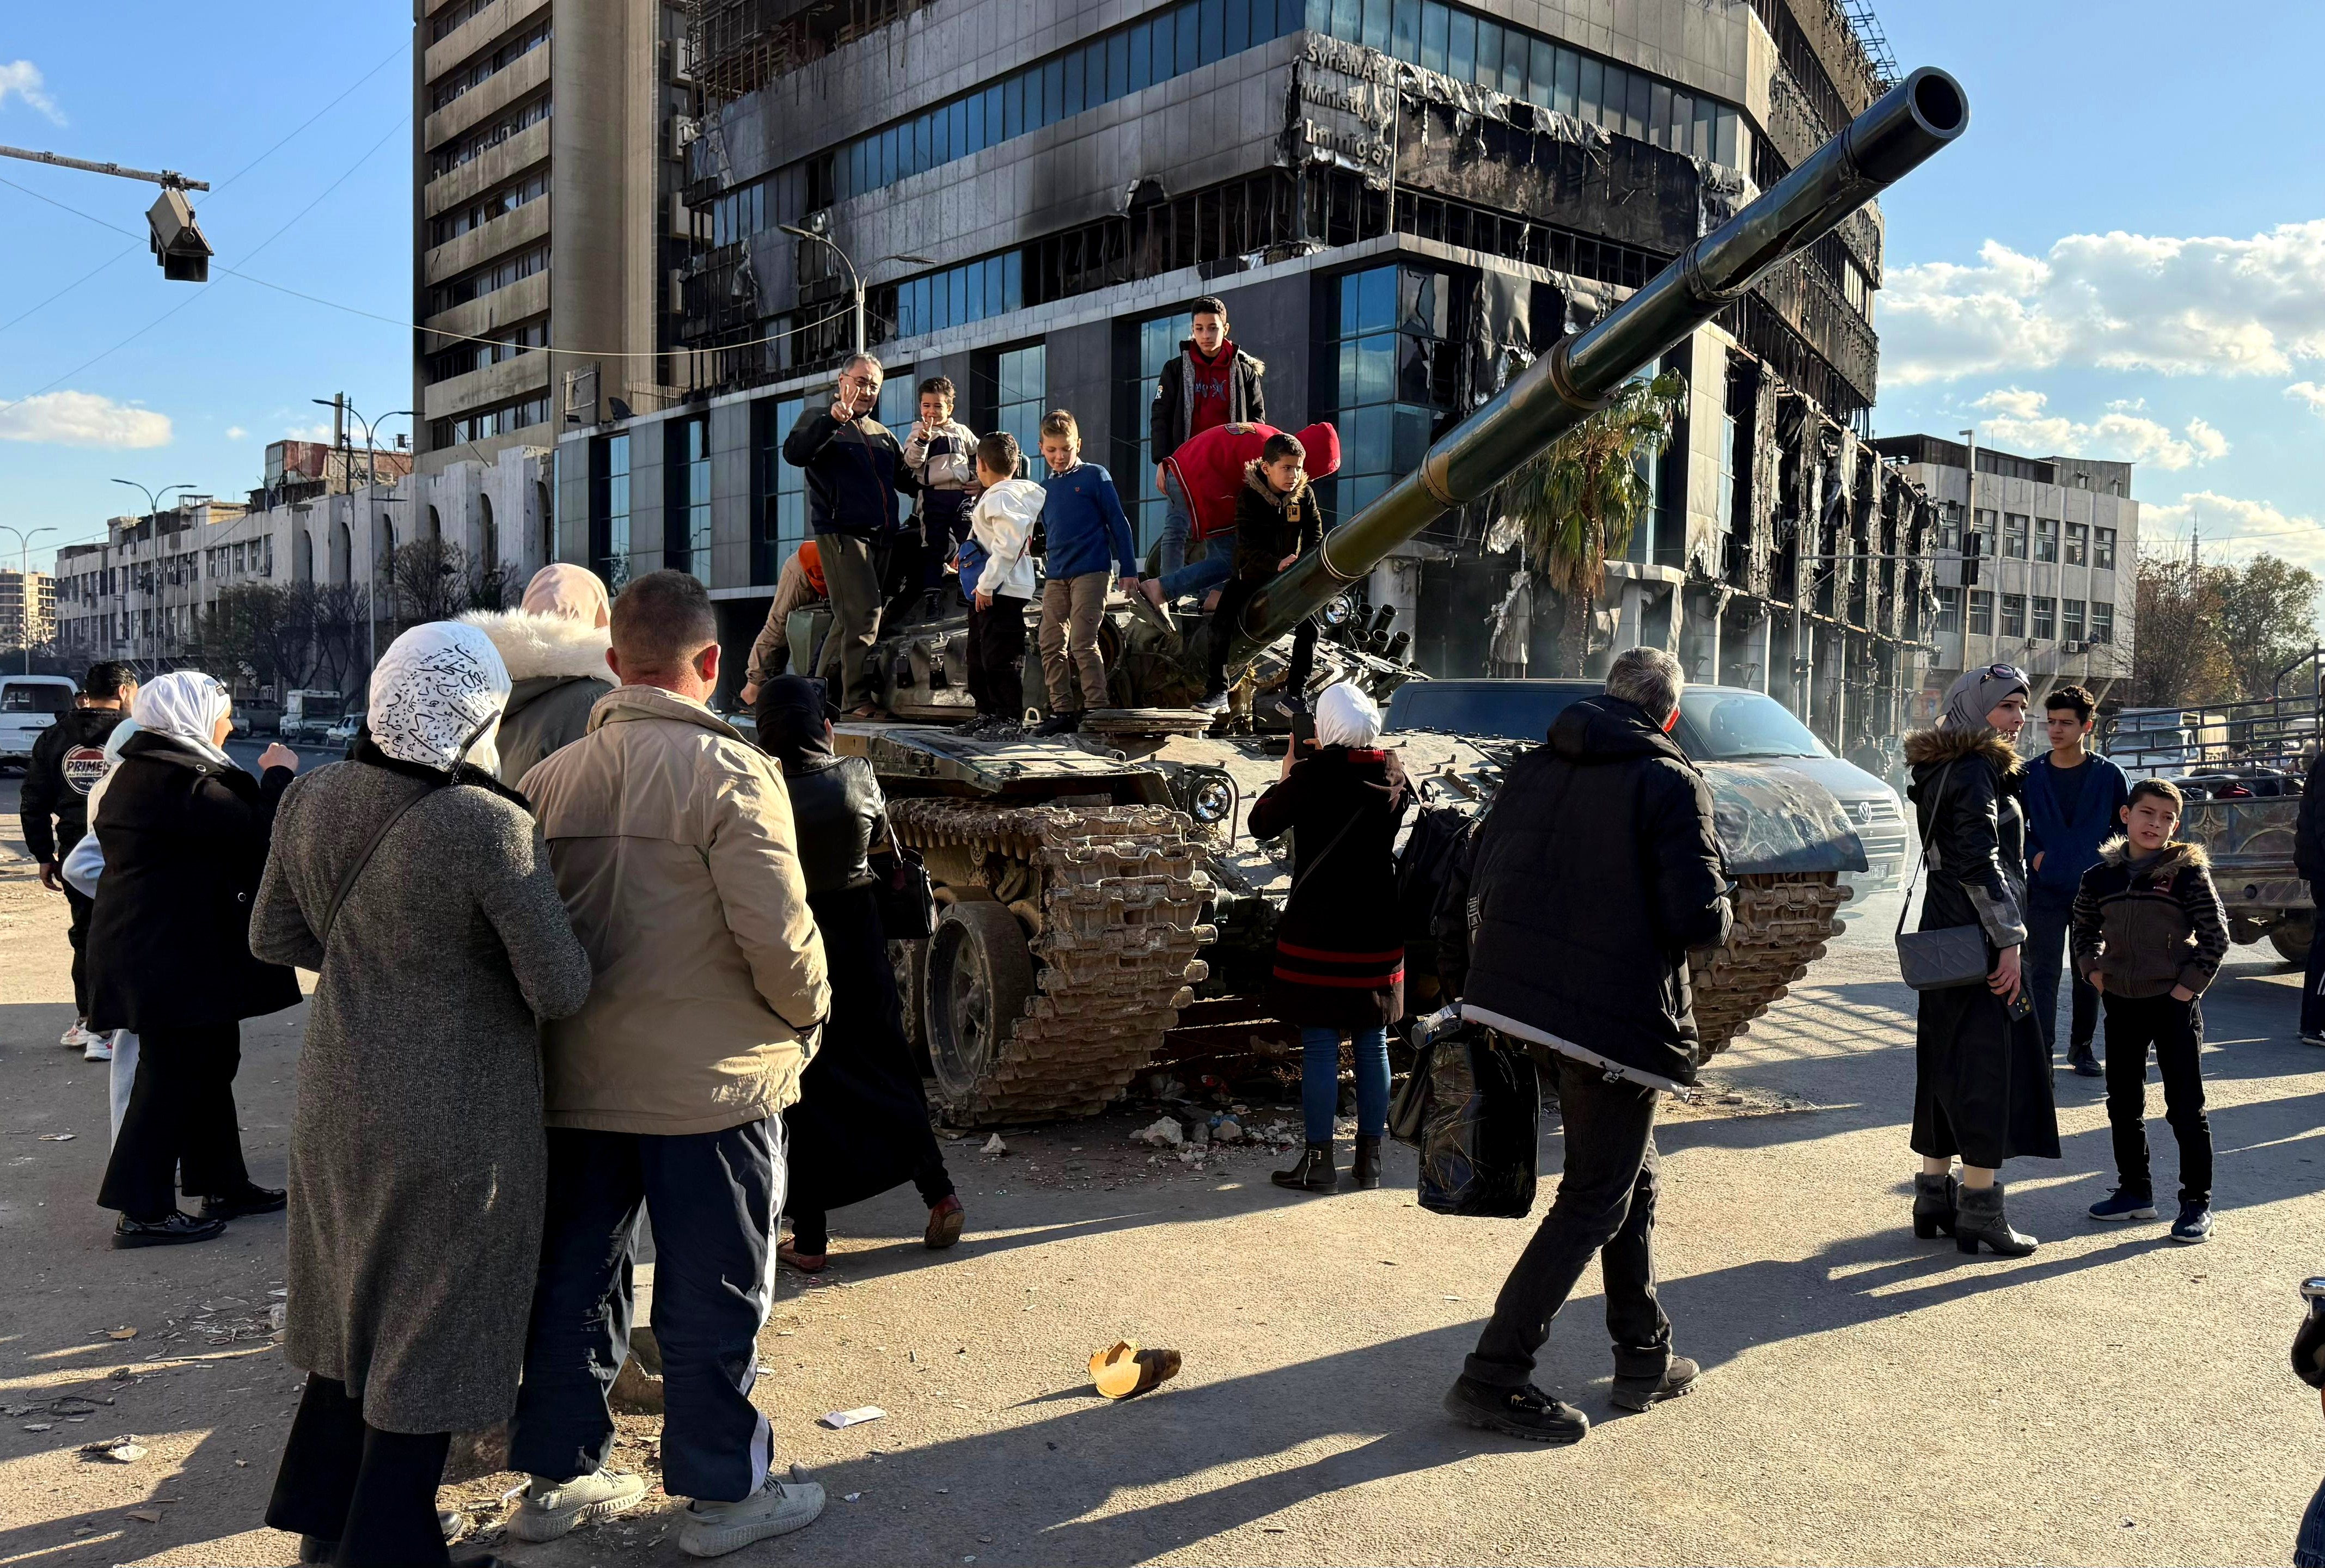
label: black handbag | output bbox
[1894,759,1993,991]
[1414,1023,1539,1218]
[869,840,938,940]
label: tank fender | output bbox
[1701,761,1868,878]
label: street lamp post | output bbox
[775,225,935,358]
[108,479,199,672]
[0,525,57,673]
[313,399,415,678]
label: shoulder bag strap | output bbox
[317,780,440,951]
[1894,759,1959,940]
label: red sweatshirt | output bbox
[1162,420,1342,541]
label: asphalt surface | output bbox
[1,768,2320,1566]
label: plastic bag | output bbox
[1416,1024,1539,1218]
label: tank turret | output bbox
[809,68,1970,1124]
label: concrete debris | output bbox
[77,1436,145,1463]
[1213,1117,1243,1143]
[103,1326,137,1340]
[981,1135,1008,1156]
[37,1133,74,1142]
[1131,1118,1183,1149]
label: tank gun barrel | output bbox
[1232,66,1969,664]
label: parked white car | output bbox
[0,674,79,768]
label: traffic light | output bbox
[1961,532,1982,584]
[147,187,211,282]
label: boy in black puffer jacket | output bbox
[1200,431,1322,713]
[2070,777,2230,1243]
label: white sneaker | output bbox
[506,1468,648,1542]
[1194,691,1230,715]
[679,1465,827,1558]
[83,1033,113,1062]
[60,1021,97,1050]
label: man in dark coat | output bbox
[782,353,920,716]
[1439,647,1729,1445]
[2299,744,2325,1046]
[19,660,136,1054]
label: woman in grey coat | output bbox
[252,621,592,1568]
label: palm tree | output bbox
[1493,370,1685,675]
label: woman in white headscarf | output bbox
[87,671,303,1248]
[252,622,594,1568]
[1246,682,1412,1195]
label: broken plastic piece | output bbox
[818,1406,887,1429]
[1088,1340,1183,1400]
[981,1134,1007,1156]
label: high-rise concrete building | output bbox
[555,0,1942,751]
[413,0,706,474]
[1873,434,2138,713]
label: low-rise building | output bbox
[51,442,555,697]
[0,569,57,653]
[1872,434,2137,714]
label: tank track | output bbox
[1687,872,1851,1056]
[889,798,1213,1123]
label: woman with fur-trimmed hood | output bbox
[1901,663,2060,1259]
[460,564,615,788]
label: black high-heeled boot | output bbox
[1346,1135,1382,1190]
[1912,1172,1958,1239]
[1272,1143,1337,1192]
[1954,1181,2037,1256]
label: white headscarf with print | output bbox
[366,621,511,776]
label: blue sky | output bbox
[3,3,2321,578]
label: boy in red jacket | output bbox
[1147,420,1341,611]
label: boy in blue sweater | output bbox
[1031,410,1140,735]
[2024,683,2131,1076]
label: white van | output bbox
[0,674,80,767]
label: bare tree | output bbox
[2217,553,2321,701]
[2131,552,2231,707]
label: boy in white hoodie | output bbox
[962,431,1043,734]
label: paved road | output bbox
[1,781,2320,1565]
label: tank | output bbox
[818,68,1969,1124]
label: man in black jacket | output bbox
[1439,647,1729,1444]
[781,353,919,716]
[19,660,137,1056]
[2299,745,2325,1046]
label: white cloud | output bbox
[0,390,170,448]
[2144,491,2325,573]
[282,422,334,443]
[2287,382,2325,419]
[224,425,248,440]
[1885,222,2325,385]
[1968,388,2229,472]
[0,60,63,124]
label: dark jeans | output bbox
[2024,898,2099,1055]
[2299,1472,2325,1568]
[1298,1025,1389,1144]
[1465,1055,1671,1387]
[265,1374,451,1568]
[2303,880,2325,1037]
[64,880,94,1020]
[790,1155,955,1254]
[96,1021,249,1220]
[1206,577,1318,699]
[510,1118,783,1504]
[2101,992,2212,1205]
[966,595,1029,721]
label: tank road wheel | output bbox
[925,903,1037,1110]
[2271,915,2315,965]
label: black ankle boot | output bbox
[1272,1143,1337,1192]
[1346,1135,1382,1190]
[1912,1172,1958,1239]
[1954,1182,2037,1257]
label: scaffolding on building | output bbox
[687,0,934,105]
[1835,0,1900,90]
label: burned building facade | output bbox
[556,0,1937,748]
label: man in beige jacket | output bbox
[509,570,832,1559]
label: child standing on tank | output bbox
[1199,431,1320,716]
[2071,777,2229,1243]
[1030,411,1140,736]
[961,432,1043,736]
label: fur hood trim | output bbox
[457,608,612,684]
[2095,835,2209,874]
[1903,725,2021,775]
[1242,459,1308,511]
